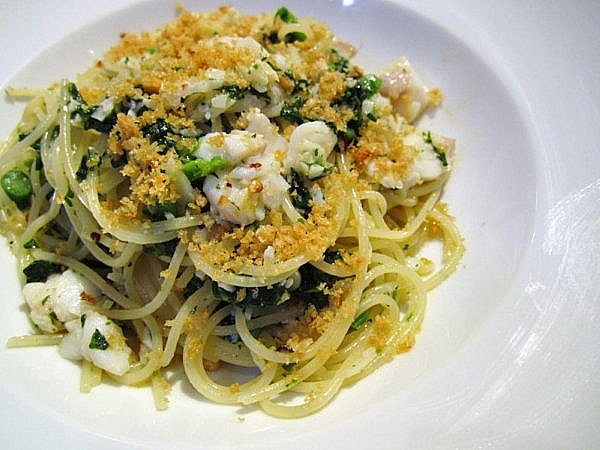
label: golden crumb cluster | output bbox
[189,173,350,273]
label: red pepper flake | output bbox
[80,291,97,304]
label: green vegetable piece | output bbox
[333,74,383,142]
[350,310,370,330]
[291,77,309,96]
[89,328,109,350]
[85,106,120,134]
[275,6,298,23]
[1,169,32,209]
[285,378,299,388]
[297,263,345,309]
[305,154,333,180]
[68,83,121,134]
[328,49,349,73]
[288,169,312,218]
[284,31,307,43]
[49,311,60,325]
[282,362,296,372]
[211,281,289,308]
[182,156,228,182]
[76,149,101,181]
[23,260,59,283]
[220,85,245,100]
[142,118,175,148]
[280,96,307,124]
[67,82,85,104]
[358,74,382,98]
[23,239,38,249]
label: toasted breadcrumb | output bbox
[368,314,393,350]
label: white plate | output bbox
[0,1,598,448]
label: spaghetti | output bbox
[0,6,463,417]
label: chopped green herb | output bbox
[142,118,175,148]
[76,148,101,181]
[285,377,299,388]
[1,169,32,209]
[338,74,382,110]
[297,263,347,309]
[220,85,245,100]
[357,74,382,98]
[366,108,379,121]
[23,260,59,283]
[422,131,448,167]
[212,281,289,307]
[80,314,87,328]
[49,311,60,325]
[248,86,272,101]
[68,82,121,133]
[288,169,311,217]
[328,49,350,73]
[84,105,120,133]
[291,78,309,96]
[334,74,382,141]
[89,328,109,350]
[41,295,50,306]
[67,82,85,104]
[305,155,333,180]
[280,95,307,124]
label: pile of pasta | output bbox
[0,6,463,417]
